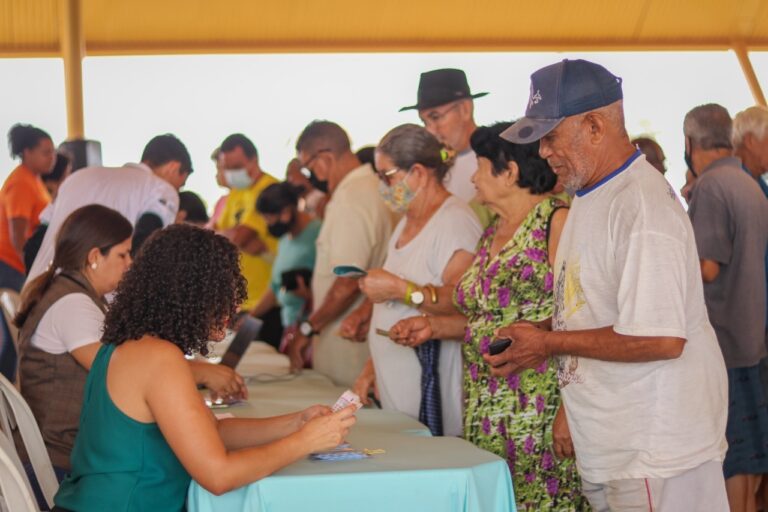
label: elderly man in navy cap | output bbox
[485,60,729,511]
[401,69,487,204]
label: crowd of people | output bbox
[0,58,767,512]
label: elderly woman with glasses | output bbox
[347,123,482,436]
[388,122,588,510]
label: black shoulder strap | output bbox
[546,201,569,246]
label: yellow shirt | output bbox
[216,174,279,309]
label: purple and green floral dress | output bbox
[455,197,587,511]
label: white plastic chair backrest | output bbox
[0,373,57,509]
[0,432,38,512]
[0,426,36,508]
[0,289,20,355]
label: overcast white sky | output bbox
[1,51,766,208]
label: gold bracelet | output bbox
[424,284,438,304]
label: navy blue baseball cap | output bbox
[501,59,623,144]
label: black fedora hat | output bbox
[400,68,489,112]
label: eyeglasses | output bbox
[376,166,409,186]
[420,102,461,127]
[300,148,332,178]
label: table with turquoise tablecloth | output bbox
[187,342,516,512]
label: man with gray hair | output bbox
[288,121,393,387]
[486,59,729,511]
[685,103,768,512]
[733,105,768,198]
[733,104,768,512]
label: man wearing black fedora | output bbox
[401,68,487,204]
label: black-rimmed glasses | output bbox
[300,148,332,178]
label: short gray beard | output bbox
[560,131,593,194]
[560,171,588,196]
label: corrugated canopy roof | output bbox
[1,0,767,56]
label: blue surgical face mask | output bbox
[224,169,254,190]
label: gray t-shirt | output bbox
[688,157,768,368]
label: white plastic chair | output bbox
[0,373,57,509]
[0,431,38,512]
[0,288,20,355]
[0,288,22,389]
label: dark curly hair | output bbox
[8,123,51,158]
[102,224,247,355]
[470,121,557,194]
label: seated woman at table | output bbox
[52,224,356,512]
[15,205,249,481]
[348,124,482,436]
[389,122,588,510]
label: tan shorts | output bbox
[581,460,728,512]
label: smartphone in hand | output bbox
[333,265,368,279]
[488,338,512,356]
[281,268,313,291]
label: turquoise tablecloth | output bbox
[187,343,516,512]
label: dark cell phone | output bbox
[488,338,512,355]
[281,268,313,291]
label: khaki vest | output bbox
[18,271,106,470]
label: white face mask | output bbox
[224,169,254,190]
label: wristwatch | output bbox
[405,281,425,307]
[299,320,319,337]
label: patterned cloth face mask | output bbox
[378,172,418,213]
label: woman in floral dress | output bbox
[390,122,588,510]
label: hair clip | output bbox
[440,148,450,162]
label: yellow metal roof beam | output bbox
[734,45,767,107]
[59,0,85,139]
[3,40,768,58]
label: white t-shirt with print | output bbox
[552,151,728,483]
[27,163,178,284]
[369,195,482,437]
[30,293,104,354]
[443,149,477,203]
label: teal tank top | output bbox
[54,343,190,511]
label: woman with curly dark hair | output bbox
[53,224,356,512]
[16,206,251,486]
